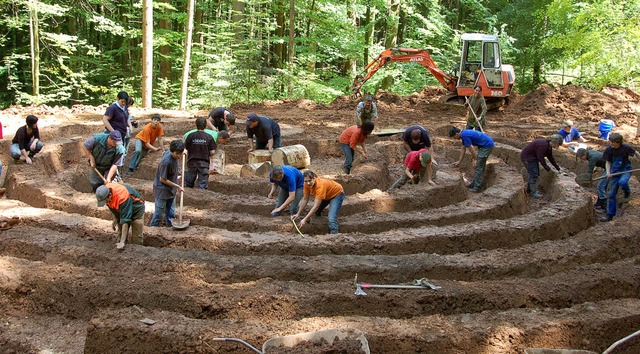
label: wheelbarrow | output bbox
[525,328,640,354]
[210,328,370,354]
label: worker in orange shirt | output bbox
[293,170,345,234]
[127,114,165,173]
[338,120,374,175]
[96,182,145,250]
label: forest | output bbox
[0,0,638,109]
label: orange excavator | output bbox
[351,33,516,108]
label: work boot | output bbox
[595,207,607,214]
[621,192,631,204]
[600,214,614,222]
[593,198,606,208]
[466,182,474,189]
[530,190,543,198]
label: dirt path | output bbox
[1,85,639,353]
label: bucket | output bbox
[248,150,272,164]
[271,144,311,169]
[210,150,225,174]
[598,119,615,140]
[240,161,272,178]
[262,328,370,354]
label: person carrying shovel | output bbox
[600,133,639,222]
[150,140,185,227]
[465,85,487,131]
[96,182,145,250]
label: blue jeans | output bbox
[473,147,492,189]
[255,135,281,150]
[607,172,631,216]
[185,166,209,189]
[11,140,44,160]
[150,196,176,226]
[274,187,304,216]
[316,192,344,234]
[596,171,608,200]
[340,143,354,174]
[525,161,540,192]
[128,139,149,171]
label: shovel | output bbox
[170,153,190,230]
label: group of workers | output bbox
[0,90,636,246]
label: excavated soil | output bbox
[1,84,640,353]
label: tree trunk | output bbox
[287,0,295,95]
[343,0,356,77]
[232,1,245,41]
[180,0,196,109]
[382,0,400,90]
[159,0,171,81]
[363,4,375,65]
[305,0,316,72]
[29,0,40,98]
[274,0,285,68]
[142,0,153,108]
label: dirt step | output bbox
[83,299,640,353]
[1,221,638,286]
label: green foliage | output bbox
[0,0,639,109]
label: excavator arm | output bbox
[351,48,458,97]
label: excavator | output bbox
[351,33,516,109]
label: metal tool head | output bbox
[354,284,368,296]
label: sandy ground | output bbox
[1,85,640,353]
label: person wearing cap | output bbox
[339,121,374,175]
[150,139,185,227]
[293,170,345,234]
[600,133,639,222]
[576,148,608,212]
[81,130,126,191]
[184,117,217,189]
[127,114,166,174]
[465,85,487,131]
[520,134,564,198]
[207,107,236,135]
[246,113,281,152]
[103,91,131,142]
[268,165,304,217]
[401,125,431,153]
[388,149,435,190]
[11,115,44,165]
[449,127,495,193]
[558,119,587,146]
[96,182,145,250]
[355,95,379,130]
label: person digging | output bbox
[96,182,145,250]
[388,150,436,190]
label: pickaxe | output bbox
[354,274,441,296]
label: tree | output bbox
[180,0,196,109]
[381,0,400,90]
[28,0,40,99]
[142,0,153,108]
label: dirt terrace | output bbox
[1,85,640,353]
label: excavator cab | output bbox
[457,33,515,104]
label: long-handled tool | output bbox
[354,274,441,296]
[93,166,108,184]
[592,168,640,181]
[170,153,190,230]
[291,217,305,237]
[464,96,485,133]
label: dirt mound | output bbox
[505,84,640,125]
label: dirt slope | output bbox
[1,85,639,353]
